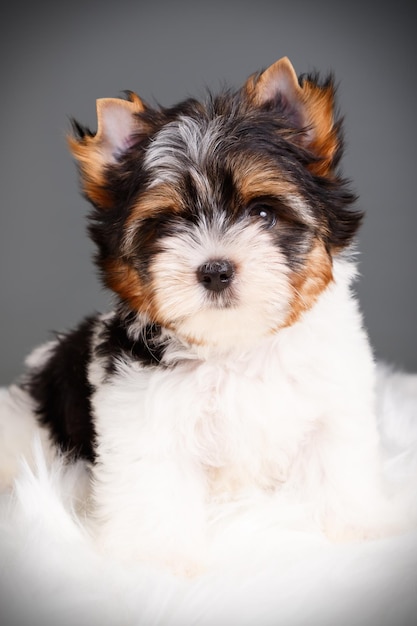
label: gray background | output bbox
[0,0,416,384]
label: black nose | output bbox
[197,260,235,292]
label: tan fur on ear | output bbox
[299,78,339,177]
[68,95,145,208]
[245,57,339,177]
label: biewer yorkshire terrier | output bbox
[0,58,403,574]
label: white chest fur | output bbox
[95,349,319,493]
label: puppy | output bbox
[0,57,400,574]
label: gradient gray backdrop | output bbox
[1,0,416,384]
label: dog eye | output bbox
[247,204,276,228]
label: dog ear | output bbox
[68,94,145,208]
[245,57,340,177]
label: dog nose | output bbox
[197,260,235,292]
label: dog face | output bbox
[69,58,361,348]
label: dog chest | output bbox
[92,347,321,493]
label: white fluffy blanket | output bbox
[1,364,417,626]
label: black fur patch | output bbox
[95,313,165,375]
[131,211,183,279]
[24,317,97,462]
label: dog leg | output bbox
[293,413,409,542]
[91,448,207,576]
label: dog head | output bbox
[69,57,361,349]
